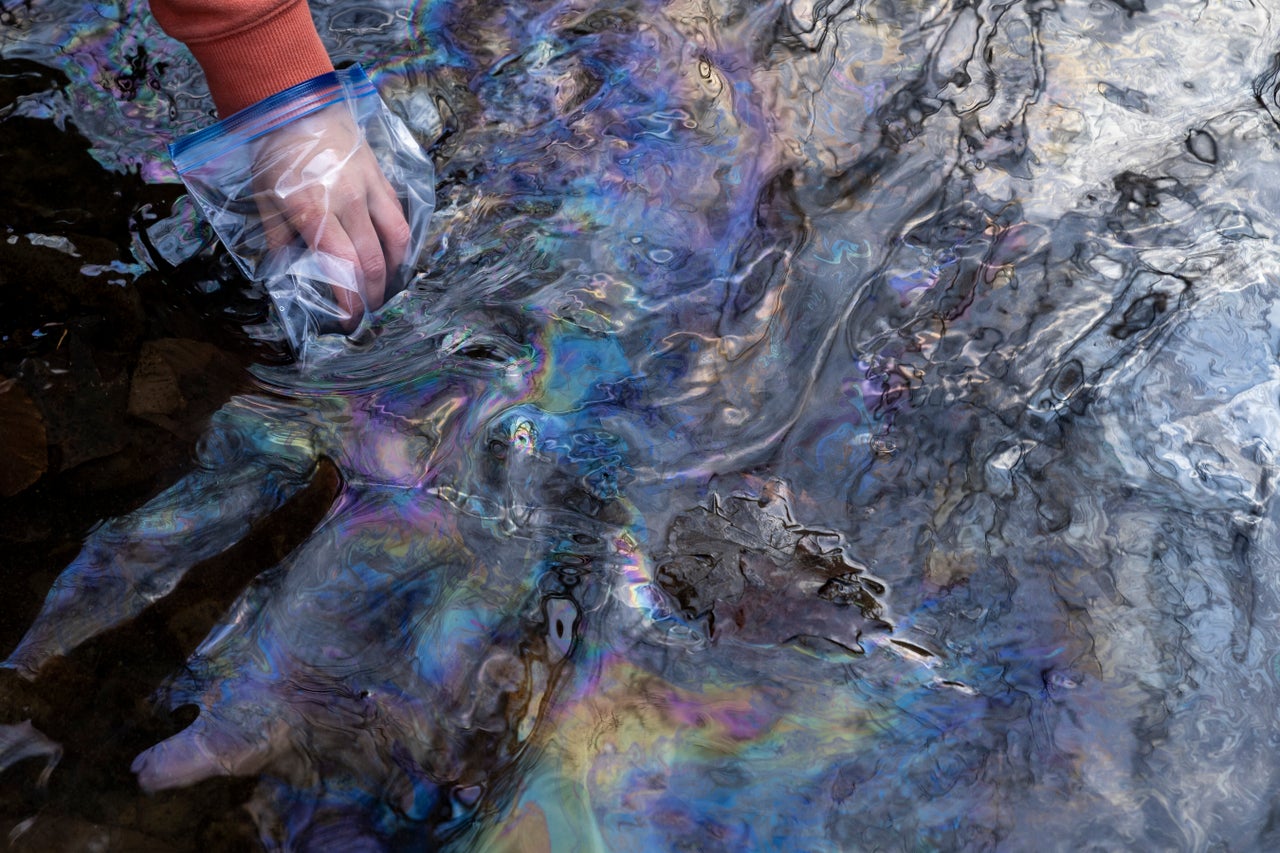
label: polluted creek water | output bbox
[2,0,1280,850]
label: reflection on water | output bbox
[3,0,1280,849]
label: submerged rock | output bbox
[0,380,46,498]
[656,482,890,656]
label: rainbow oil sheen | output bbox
[3,0,1280,850]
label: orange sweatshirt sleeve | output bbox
[149,0,335,116]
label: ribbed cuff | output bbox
[184,1,335,117]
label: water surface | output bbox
[3,0,1280,850]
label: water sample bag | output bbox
[169,65,436,356]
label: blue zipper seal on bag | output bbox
[170,65,377,173]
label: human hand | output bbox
[252,103,413,329]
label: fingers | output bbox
[290,203,368,329]
[337,202,388,317]
[258,142,411,329]
[258,193,294,252]
[367,176,413,282]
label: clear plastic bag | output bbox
[169,65,436,356]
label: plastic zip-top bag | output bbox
[170,65,436,357]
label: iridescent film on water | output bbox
[2,0,1280,850]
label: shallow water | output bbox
[3,0,1280,849]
